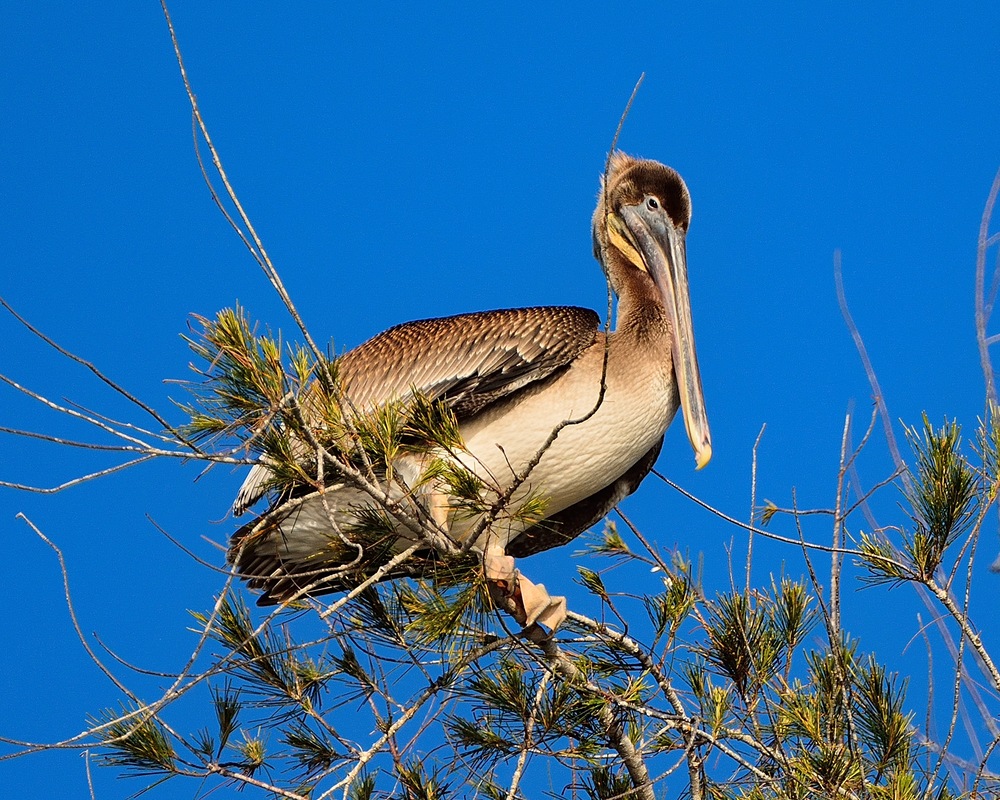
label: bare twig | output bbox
[0,457,155,494]
[831,411,851,632]
[975,166,1000,406]
[207,765,310,799]
[653,469,912,572]
[84,751,95,800]
[159,1,331,386]
[746,423,766,592]
[16,515,138,701]
[834,250,909,486]
[505,669,550,800]
[0,295,201,453]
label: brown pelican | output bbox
[229,152,711,631]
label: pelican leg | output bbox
[396,452,454,543]
[483,549,517,583]
[425,484,451,532]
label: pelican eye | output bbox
[646,196,660,210]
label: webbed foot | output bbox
[487,566,566,635]
[515,574,567,632]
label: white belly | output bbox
[258,338,678,560]
[454,345,677,537]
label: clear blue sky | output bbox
[2,3,1000,795]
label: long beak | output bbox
[620,204,712,469]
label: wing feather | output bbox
[339,306,599,414]
[233,306,599,514]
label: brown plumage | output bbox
[229,152,711,623]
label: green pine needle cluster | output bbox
[452,656,607,768]
[181,305,332,449]
[397,579,490,646]
[193,596,334,708]
[584,765,641,800]
[180,306,482,513]
[860,416,980,585]
[93,705,176,777]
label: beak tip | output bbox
[694,443,712,470]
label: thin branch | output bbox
[0,295,201,453]
[0,456,155,494]
[16,515,137,701]
[831,410,851,632]
[834,250,909,486]
[84,751,96,800]
[746,423,766,592]
[159,1,332,386]
[0,372,150,449]
[653,469,912,571]
[0,425,165,452]
[975,166,1000,406]
[505,669,550,800]
[207,764,310,799]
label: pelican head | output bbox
[592,152,712,470]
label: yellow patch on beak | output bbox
[606,214,647,273]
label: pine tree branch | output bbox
[925,576,1000,694]
[533,632,656,800]
[323,640,505,800]
[566,610,707,798]
[505,669,550,800]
